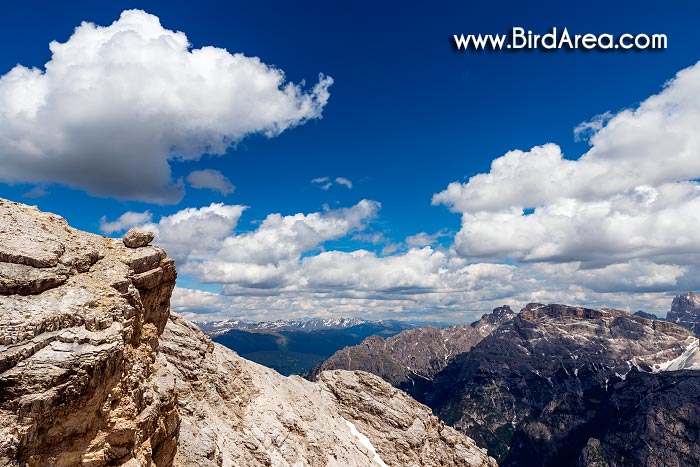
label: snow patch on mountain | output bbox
[345,419,389,467]
[654,338,700,372]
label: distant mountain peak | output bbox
[668,292,700,336]
[471,304,516,337]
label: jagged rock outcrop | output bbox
[306,325,483,390]
[423,303,698,466]
[0,199,496,467]
[667,292,700,336]
[0,199,177,466]
[158,314,495,467]
[470,305,516,337]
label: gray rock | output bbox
[471,305,517,337]
[122,227,155,248]
[0,198,177,467]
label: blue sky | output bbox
[1,0,699,321]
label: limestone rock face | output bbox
[0,198,496,467]
[0,199,177,467]
[157,314,496,467]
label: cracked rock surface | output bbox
[0,199,177,467]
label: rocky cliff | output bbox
[0,199,495,467]
[0,199,178,466]
[667,292,700,336]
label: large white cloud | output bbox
[189,200,381,289]
[434,62,700,213]
[142,203,247,263]
[133,198,691,322]
[0,9,332,203]
[434,62,700,268]
[301,248,448,292]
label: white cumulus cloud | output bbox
[434,62,700,270]
[119,62,700,322]
[0,9,332,203]
[192,200,380,289]
[143,203,247,263]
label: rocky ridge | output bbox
[305,306,517,389]
[0,198,495,467]
[470,305,516,338]
[633,310,661,320]
[306,325,483,389]
[158,314,495,467]
[312,301,700,466]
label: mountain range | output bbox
[310,301,700,466]
[199,317,417,375]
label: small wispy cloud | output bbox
[573,111,613,142]
[312,176,353,190]
[335,177,353,189]
[186,169,235,195]
[22,186,48,199]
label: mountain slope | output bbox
[306,325,483,389]
[424,303,697,465]
[159,314,496,467]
